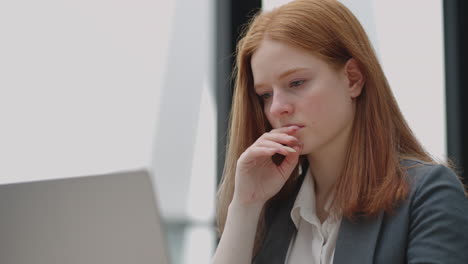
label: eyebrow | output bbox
[254,67,309,90]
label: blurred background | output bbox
[0,0,467,263]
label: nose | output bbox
[268,91,294,118]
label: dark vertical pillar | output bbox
[215,0,262,187]
[444,0,468,184]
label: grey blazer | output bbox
[252,159,468,263]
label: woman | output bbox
[212,0,468,263]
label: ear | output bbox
[344,58,365,98]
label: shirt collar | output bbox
[290,168,338,228]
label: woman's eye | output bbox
[259,92,272,101]
[290,80,305,87]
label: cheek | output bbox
[301,84,335,118]
[302,83,352,126]
[301,94,323,122]
[322,92,354,128]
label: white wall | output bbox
[0,0,175,183]
[263,0,447,160]
[371,0,446,160]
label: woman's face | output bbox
[251,38,360,156]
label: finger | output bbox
[241,146,290,164]
[257,133,300,147]
[256,139,300,151]
[283,146,297,153]
[254,146,291,157]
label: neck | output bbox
[307,152,345,199]
[306,124,352,199]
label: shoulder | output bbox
[399,159,468,263]
[400,158,467,217]
[401,159,465,197]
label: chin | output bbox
[299,143,319,156]
[299,147,310,156]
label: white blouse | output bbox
[285,169,342,264]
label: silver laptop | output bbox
[0,169,170,264]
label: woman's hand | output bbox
[233,126,302,207]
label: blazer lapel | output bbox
[252,163,308,264]
[252,198,297,264]
[334,211,384,264]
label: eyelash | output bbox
[257,80,306,101]
[259,92,272,101]
[290,79,305,87]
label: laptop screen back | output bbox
[0,169,170,264]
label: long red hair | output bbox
[216,0,435,257]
